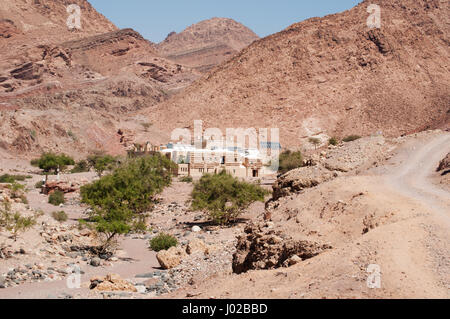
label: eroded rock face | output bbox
[232,223,332,274]
[272,165,335,200]
[437,153,450,172]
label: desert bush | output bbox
[31,153,75,174]
[191,171,268,225]
[52,211,68,222]
[278,150,303,174]
[71,160,90,173]
[0,174,30,183]
[149,233,178,252]
[343,135,362,143]
[49,190,65,206]
[180,176,193,183]
[80,154,176,252]
[35,180,44,189]
[329,137,339,146]
[0,199,36,241]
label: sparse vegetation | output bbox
[0,174,29,183]
[180,176,193,183]
[0,199,36,241]
[71,160,90,173]
[48,190,65,206]
[343,135,362,143]
[309,137,321,149]
[191,171,268,225]
[35,180,44,189]
[67,130,77,141]
[52,210,68,223]
[150,233,178,252]
[329,137,339,146]
[278,150,304,174]
[31,153,75,174]
[80,154,176,252]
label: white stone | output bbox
[192,226,201,232]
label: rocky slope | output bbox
[142,0,450,147]
[157,18,259,73]
[0,0,200,157]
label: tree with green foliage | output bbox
[191,171,268,225]
[80,154,176,252]
[278,150,304,174]
[87,154,118,177]
[309,137,321,150]
[31,153,75,174]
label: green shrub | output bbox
[0,174,28,183]
[329,137,339,146]
[278,150,303,174]
[80,154,176,251]
[71,160,90,173]
[150,233,178,252]
[31,153,75,174]
[343,135,362,143]
[35,180,44,189]
[191,171,268,225]
[0,200,36,241]
[52,211,68,222]
[9,182,25,199]
[180,176,193,183]
[49,190,65,206]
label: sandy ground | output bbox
[167,132,450,299]
[0,131,448,299]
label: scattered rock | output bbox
[90,257,101,267]
[90,274,137,292]
[192,226,202,232]
[156,246,187,269]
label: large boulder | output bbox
[156,246,186,269]
[90,273,137,292]
[232,223,332,274]
[272,165,335,200]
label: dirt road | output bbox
[386,133,450,224]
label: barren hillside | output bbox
[157,18,259,73]
[142,0,450,147]
[0,0,200,157]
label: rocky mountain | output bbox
[142,0,449,147]
[0,0,200,157]
[157,18,259,73]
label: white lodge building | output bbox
[157,142,278,179]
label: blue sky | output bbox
[89,0,362,43]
